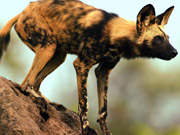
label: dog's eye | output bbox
[154,36,164,41]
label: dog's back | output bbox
[15,0,118,55]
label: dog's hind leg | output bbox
[29,50,67,115]
[20,43,57,97]
[15,14,58,97]
[33,50,67,93]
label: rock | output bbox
[0,77,81,135]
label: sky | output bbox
[0,0,180,101]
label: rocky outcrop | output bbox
[0,77,81,135]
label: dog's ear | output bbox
[136,4,155,34]
[155,6,174,28]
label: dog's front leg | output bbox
[73,58,97,135]
[95,60,119,135]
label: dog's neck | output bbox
[108,17,138,45]
[106,17,145,59]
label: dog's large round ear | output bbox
[155,6,174,27]
[136,4,155,34]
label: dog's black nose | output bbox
[172,49,178,58]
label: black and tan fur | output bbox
[0,0,178,134]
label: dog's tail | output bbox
[0,14,21,62]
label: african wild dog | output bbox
[0,0,178,134]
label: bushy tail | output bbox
[0,14,20,61]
